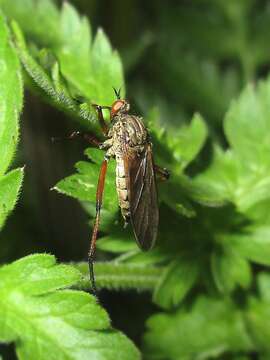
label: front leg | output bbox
[92,104,111,136]
[69,131,102,147]
[52,131,102,148]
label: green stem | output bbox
[73,261,163,292]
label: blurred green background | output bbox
[1,0,270,357]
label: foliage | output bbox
[1,0,270,359]
[133,0,270,129]
[0,254,139,360]
[194,81,270,211]
[0,11,24,230]
[144,296,253,359]
[4,0,125,132]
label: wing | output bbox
[124,144,159,251]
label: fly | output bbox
[67,88,169,294]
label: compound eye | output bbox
[111,100,125,116]
[114,100,124,111]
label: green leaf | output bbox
[56,4,125,105]
[0,12,23,176]
[54,148,118,212]
[11,21,95,125]
[0,0,60,46]
[181,174,229,208]
[56,3,93,100]
[226,226,270,266]
[155,47,240,124]
[211,247,251,293]
[168,113,207,171]
[246,273,270,354]
[192,146,236,206]
[0,11,24,230]
[194,77,270,212]
[257,272,270,302]
[159,177,197,218]
[0,254,140,360]
[147,110,207,173]
[224,84,270,163]
[7,1,125,114]
[245,198,270,226]
[153,258,199,309]
[144,296,253,360]
[0,168,24,230]
[145,110,210,216]
[116,248,171,267]
[90,28,124,104]
[96,234,137,254]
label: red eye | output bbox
[111,100,124,116]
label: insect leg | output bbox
[70,131,103,147]
[92,104,111,136]
[88,158,108,295]
[154,164,170,181]
[52,131,102,148]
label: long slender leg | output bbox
[68,131,102,147]
[92,104,111,136]
[88,158,108,294]
[52,131,102,148]
[155,164,170,181]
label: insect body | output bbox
[69,89,169,293]
[102,106,159,250]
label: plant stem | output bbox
[73,261,163,292]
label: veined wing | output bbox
[124,144,159,250]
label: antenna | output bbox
[113,87,121,99]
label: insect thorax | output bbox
[105,114,148,158]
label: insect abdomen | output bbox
[116,156,130,221]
